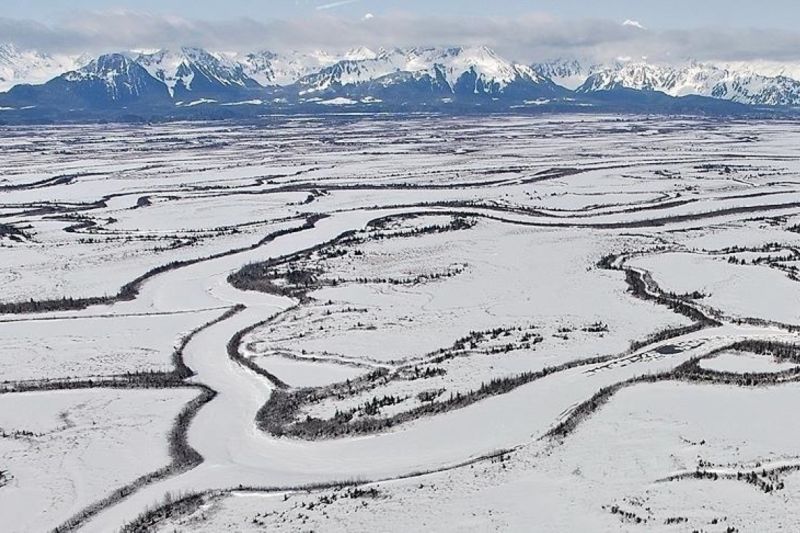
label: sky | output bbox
[6,0,800,29]
[3,0,800,63]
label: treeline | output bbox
[229,215,475,299]
[119,492,207,533]
[1,305,243,394]
[252,315,641,441]
[728,339,800,362]
[118,476,382,533]
[547,374,666,440]
[550,339,800,442]
[53,385,216,533]
[1,215,324,315]
[664,467,786,496]
[0,223,29,240]
[258,353,617,440]
[332,264,466,287]
[596,252,721,351]
[0,295,111,315]
[624,269,718,325]
[226,314,291,389]
[228,223,353,299]
[364,215,476,240]
[168,386,216,470]
[1,371,186,394]
[628,323,706,352]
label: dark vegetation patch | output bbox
[0,223,29,241]
[228,214,476,300]
[257,352,616,440]
[227,312,291,389]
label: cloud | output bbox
[622,19,646,30]
[3,10,800,65]
[316,0,360,11]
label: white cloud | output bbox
[316,0,360,10]
[623,19,646,30]
[2,10,800,65]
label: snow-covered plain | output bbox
[0,388,198,532]
[153,382,800,533]
[2,115,800,531]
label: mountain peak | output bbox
[82,53,135,75]
[135,47,258,97]
[344,47,378,61]
[2,44,800,112]
[575,58,800,105]
[0,43,84,92]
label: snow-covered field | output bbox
[152,381,800,533]
[0,309,221,381]
[2,115,800,531]
[0,388,197,532]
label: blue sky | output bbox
[3,1,800,62]
[6,0,800,29]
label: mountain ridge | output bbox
[1,44,799,121]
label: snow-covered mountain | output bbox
[2,53,171,109]
[2,44,800,117]
[233,49,341,87]
[577,61,800,106]
[722,61,800,83]
[50,53,170,106]
[0,43,85,92]
[135,47,259,99]
[532,59,603,91]
[294,46,563,98]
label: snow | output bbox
[0,43,85,92]
[136,49,196,95]
[622,19,646,30]
[0,309,222,381]
[578,59,800,105]
[0,388,197,533]
[221,99,263,106]
[180,98,218,106]
[136,47,253,96]
[248,355,365,388]
[296,46,543,96]
[4,115,800,531]
[533,58,602,90]
[629,252,800,324]
[152,382,800,532]
[4,42,800,107]
[236,49,341,87]
[318,97,358,105]
[699,350,799,374]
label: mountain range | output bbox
[1,43,798,121]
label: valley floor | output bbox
[1,114,800,532]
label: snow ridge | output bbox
[574,60,800,106]
[5,43,800,107]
